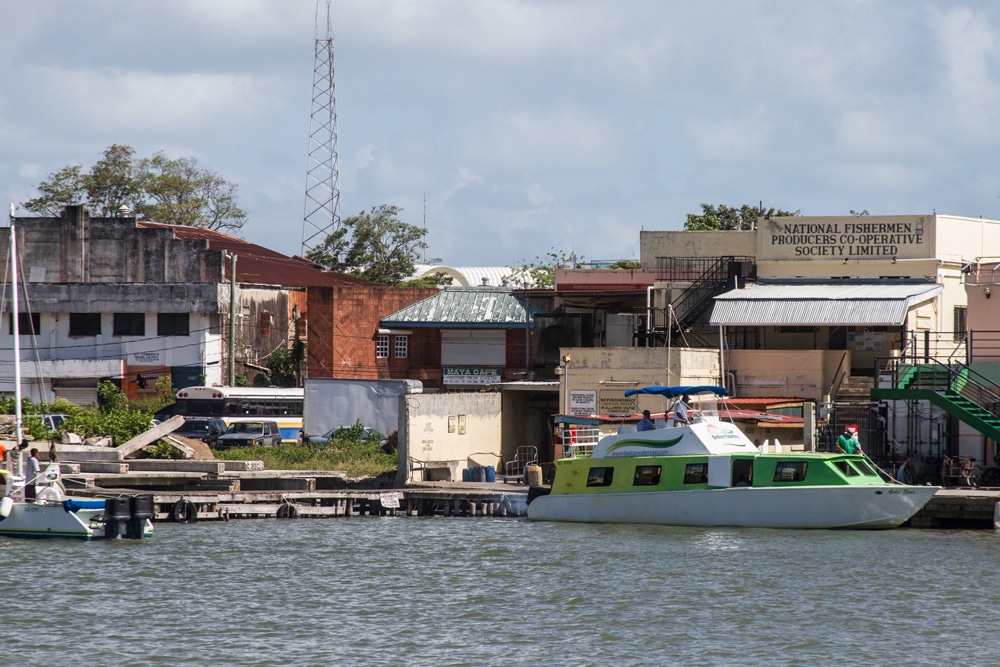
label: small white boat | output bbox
[527,385,938,529]
[0,464,153,540]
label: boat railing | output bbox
[560,425,601,458]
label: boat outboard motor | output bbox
[103,496,132,539]
[127,494,154,539]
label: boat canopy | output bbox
[624,385,727,399]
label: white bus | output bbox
[167,386,304,443]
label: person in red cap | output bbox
[835,425,862,455]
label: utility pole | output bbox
[300,0,342,256]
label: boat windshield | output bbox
[690,395,720,422]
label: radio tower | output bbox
[301,0,341,256]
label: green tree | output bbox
[505,249,583,289]
[23,144,247,232]
[306,205,432,285]
[608,259,641,269]
[265,341,304,388]
[684,203,800,231]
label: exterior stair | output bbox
[871,362,1000,444]
[836,375,874,402]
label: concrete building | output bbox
[1,206,362,404]
[533,213,1000,470]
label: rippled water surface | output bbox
[6,518,1000,666]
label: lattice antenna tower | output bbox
[301,0,342,256]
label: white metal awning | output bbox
[709,282,944,326]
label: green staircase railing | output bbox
[872,358,1000,443]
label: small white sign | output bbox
[130,351,161,364]
[570,390,597,416]
[379,491,400,509]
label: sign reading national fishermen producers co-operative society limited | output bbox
[760,216,929,260]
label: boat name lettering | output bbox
[886,489,915,495]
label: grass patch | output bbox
[213,441,397,478]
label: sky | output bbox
[2,1,1000,268]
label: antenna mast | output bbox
[301,0,342,256]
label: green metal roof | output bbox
[381,287,542,328]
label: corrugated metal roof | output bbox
[709,282,943,326]
[412,265,522,287]
[381,287,543,327]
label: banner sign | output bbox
[443,367,502,385]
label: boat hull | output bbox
[0,501,153,540]
[527,485,939,529]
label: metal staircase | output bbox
[650,256,754,347]
[872,360,1000,443]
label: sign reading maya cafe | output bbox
[763,217,928,260]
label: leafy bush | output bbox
[215,422,397,478]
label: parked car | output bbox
[214,420,283,450]
[171,417,229,446]
[305,425,384,445]
[33,413,69,432]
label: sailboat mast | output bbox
[9,219,22,447]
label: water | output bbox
[6,518,1000,666]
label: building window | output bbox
[395,336,409,358]
[8,313,39,336]
[69,313,101,337]
[954,306,967,342]
[376,335,389,358]
[260,312,272,337]
[158,313,190,336]
[113,313,145,336]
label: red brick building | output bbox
[306,284,439,380]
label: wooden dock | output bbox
[113,484,531,523]
[910,488,1000,529]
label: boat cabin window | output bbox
[773,461,808,482]
[833,461,860,477]
[633,465,662,486]
[683,463,708,485]
[586,467,614,487]
[853,460,879,477]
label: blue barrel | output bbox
[484,466,496,483]
[462,467,473,482]
[473,466,486,482]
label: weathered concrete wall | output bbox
[726,349,844,402]
[399,392,502,483]
[557,346,720,416]
[640,230,755,268]
[1,207,224,285]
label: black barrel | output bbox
[127,495,154,539]
[104,496,131,539]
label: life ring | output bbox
[37,486,64,503]
[172,499,198,523]
[276,503,298,519]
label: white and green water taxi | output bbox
[527,386,937,529]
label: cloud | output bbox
[687,107,773,161]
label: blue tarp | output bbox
[63,499,105,513]
[624,385,728,399]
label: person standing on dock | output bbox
[835,425,862,455]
